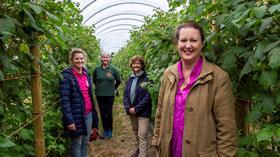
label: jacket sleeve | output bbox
[92,68,97,85]
[59,74,74,125]
[123,80,131,113]
[213,72,238,157]
[114,68,121,89]
[152,73,166,147]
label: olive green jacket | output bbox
[152,57,237,157]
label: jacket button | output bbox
[186,139,191,144]
[187,107,193,112]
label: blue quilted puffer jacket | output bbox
[59,67,98,137]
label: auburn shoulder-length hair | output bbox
[130,55,146,71]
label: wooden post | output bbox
[30,45,46,157]
[211,0,218,33]
[235,98,250,135]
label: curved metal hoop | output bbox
[96,23,136,36]
[83,1,162,24]
[95,18,144,31]
[97,28,131,38]
[93,12,146,27]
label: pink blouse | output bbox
[72,68,92,115]
[172,57,203,157]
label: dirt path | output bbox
[89,103,155,157]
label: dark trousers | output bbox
[96,96,114,131]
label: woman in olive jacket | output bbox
[152,22,237,157]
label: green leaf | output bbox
[268,47,280,69]
[195,5,205,16]
[224,15,238,33]
[276,92,280,105]
[238,21,255,37]
[19,129,33,141]
[160,53,171,62]
[247,152,259,157]
[256,127,273,142]
[232,9,250,24]
[30,23,44,33]
[45,11,60,22]
[239,135,256,146]
[205,32,216,43]
[19,43,29,53]
[253,6,267,19]
[57,144,65,152]
[264,41,280,52]
[237,148,247,157]
[276,127,280,137]
[0,17,17,33]
[0,55,13,69]
[268,4,280,14]
[0,104,4,116]
[259,17,272,34]
[28,3,43,14]
[0,136,16,148]
[246,110,262,123]
[256,94,275,113]
[239,60,252,80]
[22,144,35,156]
[48,54,58,65]
[0,70,4,81]
[23,8,35,24]
[221,50,237,74]
[254,41,267,61]
[258,70,278,90]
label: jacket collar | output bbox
[167,56,213,85]
[130,70,144,78]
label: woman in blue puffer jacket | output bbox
[59,48,98,157]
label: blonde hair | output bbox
[69,48,87,64]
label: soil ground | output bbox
[89,103,156,157]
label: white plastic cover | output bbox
[72,0,169,53]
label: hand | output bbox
[67,123,76,131]
[129,107,136,115]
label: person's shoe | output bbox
[131,149,139,157]
[107,130,112,138]
[101,130,108,139]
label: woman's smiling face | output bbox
[72,52,85,69]
[177,27,203,64]
[131,60,143,74]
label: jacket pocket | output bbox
[199,145,217,157]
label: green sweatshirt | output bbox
[92,65,121,96]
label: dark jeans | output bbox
[96,96,114,132]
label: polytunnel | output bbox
[1,0,278,157]
[72,0,169,53]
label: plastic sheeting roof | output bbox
[72,0,169,53]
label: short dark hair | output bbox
[130,55,145,70]
[174,21,205,44]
